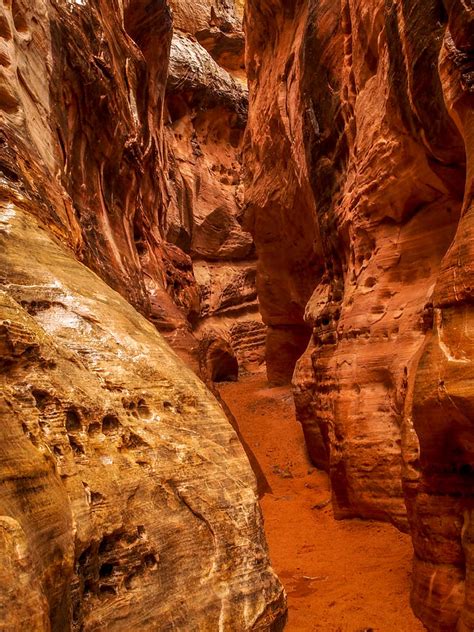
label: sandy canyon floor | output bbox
[219,373,425,632]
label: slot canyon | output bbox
[0,0,473,630]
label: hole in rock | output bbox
[122,431,149,450]
[66,408,81,432]
[32,388,49,409]
[102,414,120,434]
[99,585,116,597]
[143,553,158,569]
[99,538,112,555]
[91,491,104,504]
[11,0,28,33]
[99,532,125,555]
[459,463,473,477]
[212,352,239,383]
[99,563,114,578]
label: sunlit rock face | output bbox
[0,1,286,629]
[0,206,285,630]
[245,0,473,628]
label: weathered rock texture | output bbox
[0,0,286,629]
[244,0,473,629]
[165,0,265,376]
[0,206,285,631]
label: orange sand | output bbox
[219,373,426,632]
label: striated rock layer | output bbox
[244,0,473,629]
[0,0,286,629]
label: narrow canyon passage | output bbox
[1,0,473,629]
[219,373,425,632]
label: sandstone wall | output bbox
[0,1,285,629]
[0,205,285,630]
[0,0,263,379]
[0,0,202,369]
[165,0,266,379]
[243,0,323,385]
[407,3,474,629]
[244,0,472,629]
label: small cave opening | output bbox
[31,388,49,409]
[99,563,114,578]
[102,414,120,434]
[199,336,239,384]
[143,553,158,569]
[99,585,117,597]
[211,352,239,383]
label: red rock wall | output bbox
[243,0,323,385]
[165,0,266,378]
[245,0,472,629]
[407,3,474,630]
[1,0,262,379]
[0,0,201,369]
